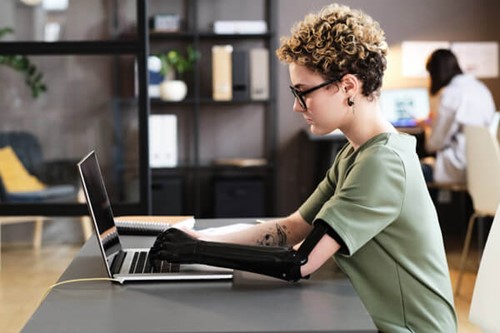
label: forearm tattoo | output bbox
[257,224,288,246]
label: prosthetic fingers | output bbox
[149,222,331,282]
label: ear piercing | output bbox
[347,97,355,107]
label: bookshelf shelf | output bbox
[148,0,277,218]
[197,32,273,40]
[149,31,196,40]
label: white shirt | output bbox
[426,74,496,183]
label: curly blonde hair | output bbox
[276,3,388,97]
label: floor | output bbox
[0,243,80,333]
[0,239,483,333]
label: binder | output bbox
[232,50,249,100]
[149,114,177,167]
[212,45,233,101]
[250,48,269,100]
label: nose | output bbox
[292,98,305,113]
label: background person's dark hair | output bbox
[426,49,463,96]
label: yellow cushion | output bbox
[0,146,46,193]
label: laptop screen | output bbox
[78,152,122,259]
[380,88,430,127]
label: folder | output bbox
[232,50,249,100]
[250,48,269,101]
[149,114,177,168]
[212,45,233,101]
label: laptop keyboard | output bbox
[110,250,181,274]
[129,251,180,274]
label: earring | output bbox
[347,97,355,107]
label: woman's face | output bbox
[288,63,347,135]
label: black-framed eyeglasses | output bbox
[289,77,340,110]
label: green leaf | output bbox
[0,27,14,39]
[0,26,48,99]
[156,45,200,78]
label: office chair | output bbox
[490,111,499,143]
[454,125,500,296]
[469,204,500,332]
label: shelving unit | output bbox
[0,0,150,216]
[148,0,277,217]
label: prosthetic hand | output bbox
[149,222,331,282]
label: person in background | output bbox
[150,3,457,331]
[420,49,496,183]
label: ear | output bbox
[340,74,360,98]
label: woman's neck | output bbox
[340,98,396,150]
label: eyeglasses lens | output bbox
[290,87,307,110]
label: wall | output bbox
[275,0,500,215]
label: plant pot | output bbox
[159,80,187,101]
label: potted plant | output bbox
[0,27,47,98]
[157,45,199,101]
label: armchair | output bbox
[0,131,86,250]
[0,131,78,203]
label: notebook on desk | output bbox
[114,215,195,236]
[77,151,233,283]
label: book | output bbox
[114,215,195,236]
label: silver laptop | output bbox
[78,151,233,283]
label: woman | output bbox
[151,4,457,331]
[422,49,496,183]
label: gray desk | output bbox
[22,219,376,333]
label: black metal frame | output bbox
[0,0,151,216]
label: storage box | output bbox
[213,20,267,34]
[150,14,181,32]
[214,177,265,218]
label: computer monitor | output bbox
[380,88,430,127]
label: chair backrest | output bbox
[465,125,500,215]
[490,111,500,144]
[0,177,7,202]
[0,131,43,174]
[0,146,46,193]
[469,204,500,332]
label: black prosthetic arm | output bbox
[149,228,305,281]
[296,221,331,257]
[149,221,331,282]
